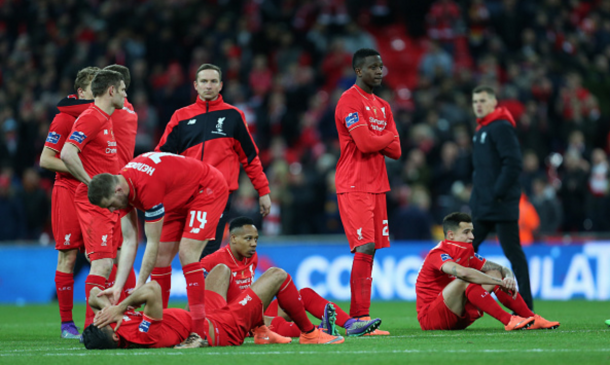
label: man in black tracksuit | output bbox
[470,85,533,310]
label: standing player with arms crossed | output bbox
[60,70,126,329]
[416,212,559,331]
[40,66,98,339]
[334,48,401,335]
[155,63,271,264]
[201,217,381,338]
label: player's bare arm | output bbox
[481,260,515,280]
[40,147,71,173]
[60,143,92,185]
[139,219,163,287]
[441,261,505,286]
[95,281,164,330]
[99,209,139,304]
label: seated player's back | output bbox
[120,152,214,214]
[115,308,191,348]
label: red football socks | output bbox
[270,316,301,337]
[55,271,74,323]
[151,266,172,308]
[350,252,373,318]
[84,274,107,328]
[183,262,207,338]
[300,287,350,327]
[276,275,315,333]
[494,286,535,318]
[465,284,511,325]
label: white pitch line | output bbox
[2,348,610,357]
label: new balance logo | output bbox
[64,233,71,246]
[187,119,196,125]
[239,295,252,306]
[357,227,363,241]
[101,235,108,246]
[190,228,201,234]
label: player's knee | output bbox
[57,250,78,271]
[355,242,375,256]
[209,263,231,279]
[148,280,161,294]
[266,267,287,283]
[90,258,113,277]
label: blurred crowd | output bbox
[1,0,610,243]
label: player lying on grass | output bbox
[416,212,560,331]
[82,264,344,349]
[201,217,382,338]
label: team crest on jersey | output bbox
[440,253,452,261]
[212,117,226,135]
[139,320,151,333]
[346,112,359,128]
[46,132,60,144]
[239,295,252,306]
[68,131,87,143]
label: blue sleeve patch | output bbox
[46,132,61,144]
[138,319,151,333]
[68,131,87,144]
[440,253,452,261]
[345,112,359,128]
[144,203,165,222]
[474,253,484,261]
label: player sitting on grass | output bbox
[416,212,560,331]
[200,217,382,338]
[82,264,344,349]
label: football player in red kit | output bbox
[83,263,344,348]
[60,70,127,329]
[201,217,381,338]
[40,66,98,339]
[416,212,560,331]
[333,48,401,335]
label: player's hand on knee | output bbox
[501,277,518,299]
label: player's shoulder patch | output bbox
[345,112,359,128]
[440,253,453,261]
[474,253,484,261]
[68,131,87,144]
[138,319,151,333]
[46,132,61,144]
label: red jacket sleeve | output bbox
[233,110,270,196]
[155,112,181,153]
[380,109,401,160]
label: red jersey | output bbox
[114,308,191,348]
[44,95,92,190]
[155,95,269,196]
[415,240,486,313]
[201,246,258,292]
[120,152,216,222]
[112,98,138,167]
[334,84,398,193]
[67,105,118,177]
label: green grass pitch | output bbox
[1,301,609,365]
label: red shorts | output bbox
[74,183,119,261]
[206,288,263,347]
[52,185,83,251]
[337,192,390,252]
[160,169,229,243]
[417,292,483,330]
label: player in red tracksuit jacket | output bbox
[154,63,271,262]
[40,66,98,339]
